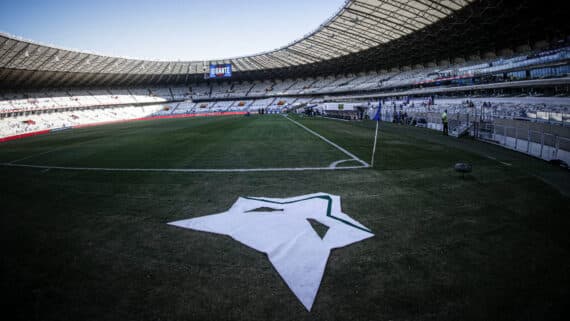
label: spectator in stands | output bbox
[442,109,449,135]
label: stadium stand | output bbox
[0,105,165,138]
[170,87,191,100]
[1,44,569,122]
[1,0,569,161]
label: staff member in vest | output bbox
[442,109,449,136]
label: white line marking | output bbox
[0,163,368,173]
[9,136,99,164]
[319,116,351,122]
[328,159,356,169]
[487,155,511,166]
[284,115,370,167]
[9,145,70,164]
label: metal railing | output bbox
[379,107,570,164]
[477,123,570,164]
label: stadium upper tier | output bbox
[2,44,569,140]
[1,0,568,88]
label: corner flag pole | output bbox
[370,100,381,167]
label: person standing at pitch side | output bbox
[442,109,448,136]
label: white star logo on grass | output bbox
[168,192,374,311]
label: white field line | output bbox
[487,155,512,166]
[319,116,351,122]
[328,159,356,169]
[0,163,368,173]
[9,145,71,164]
[9,135,101,164]
[284,115,370,167]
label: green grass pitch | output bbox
[1,114,569,320]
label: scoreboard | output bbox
[208,64,232,79]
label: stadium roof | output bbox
[1,0,568,88]
[223,0,475,70]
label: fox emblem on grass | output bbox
[168,192,374,311]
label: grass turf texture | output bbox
[1,114,569,321]
[0,116,350,169]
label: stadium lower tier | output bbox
[0,95,319,139]
[4,94,570,167]
[3,96,570,138]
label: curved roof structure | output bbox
[226,0,474,71]
[0,0,568,88]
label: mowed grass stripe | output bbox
[0,115,348,169]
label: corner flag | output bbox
[371,100,381,167]
[372,100,382,121]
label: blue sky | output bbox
[0,0,344,61]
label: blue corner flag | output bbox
[372,100,382,121]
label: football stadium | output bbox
[1,0,570,320]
